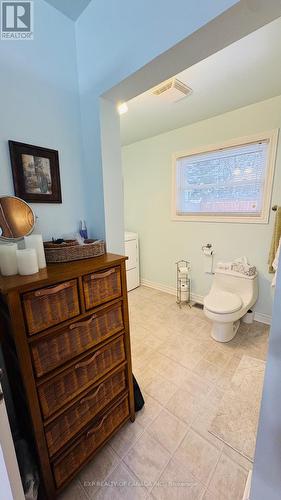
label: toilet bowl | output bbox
[203,268,258,342]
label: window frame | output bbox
[171,129,279,224]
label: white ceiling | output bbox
[120,16,281,146]
[44,0,91,20]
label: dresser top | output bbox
[0,253,127,294]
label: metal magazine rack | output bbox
[176,260,191,307]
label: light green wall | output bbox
[123,95,281,317]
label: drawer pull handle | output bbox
[70,313,97,330]
[80,382,105,404]
[34,282,72,297]
[86,416,106,438]
[90,268,116,280]
[75,350,101,370]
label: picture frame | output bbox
[9,141,62,203]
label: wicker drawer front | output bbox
[83,266,122,309]
[23,280,80,335]
[31,303,124,377]
[38,336,126,419]
[45,368,126,457]
[53,395,129,488]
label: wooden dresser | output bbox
[0,253,135,499]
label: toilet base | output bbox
[211,320,240,343]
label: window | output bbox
[172,131,278,223]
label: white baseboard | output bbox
[254,312,271,325]
[140,279,271,325]
[141,279,176,296]
[141,279,203,306]
[242,470,252,500]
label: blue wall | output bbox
[75,0,238,240]
[0,0,238,241]
[0,0,86,240]
[251,255,281,499]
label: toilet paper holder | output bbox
[202,243,214,274]
[202,243,213,254]
[176,260,191,308]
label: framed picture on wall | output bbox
[9,141,62,203]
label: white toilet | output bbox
[204,268,258,342]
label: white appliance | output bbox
[124,232,140,291]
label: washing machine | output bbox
[124,232,140,291]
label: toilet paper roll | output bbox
[179,273,189,280]
[181,291,188,301]
[203,248,213,256]
[179,267,189,275]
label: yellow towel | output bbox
[269,207,281,273]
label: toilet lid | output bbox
[204,291,242,314]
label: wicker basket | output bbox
[44,240,105,263]
[23,280,80,335]
[53,395,129,487]
[31,302,124,376]
[38,335,126,419]
[45,368,126,457]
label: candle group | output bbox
[0,234,46,277]
[16,248,38,275]
[0,244,18,276]
[24,234,46,269]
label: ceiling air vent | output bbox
[152,78,192,103]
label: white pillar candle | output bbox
[24,234,46,269]
[0,244,18,276]
[16,249,39,276]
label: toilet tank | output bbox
[212,269,258,304]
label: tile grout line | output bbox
[63,287,268,499]
[111,288,268,498]
[118,394,194,493]
[123,424,192,496]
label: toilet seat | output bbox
[204,291,242,314]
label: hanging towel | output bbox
[268,207,281,273]
[271,237,281,287]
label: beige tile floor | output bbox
[59,286,269,500]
